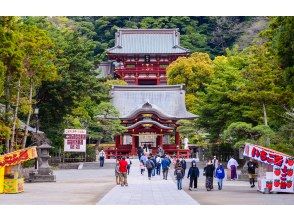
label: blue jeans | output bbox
[217,178,223,190]
[152,168,156,176]
[177,179,182,190]
[99,157,104,167]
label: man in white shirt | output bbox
[99,149,106,167]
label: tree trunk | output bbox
[4,74,11,153]
[10,79,21,151]
[263,103,268,126]
[21,80,33,149]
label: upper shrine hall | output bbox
[102,29,197,158]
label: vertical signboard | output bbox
[64,129,87,152]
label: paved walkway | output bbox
[97,160,199,205]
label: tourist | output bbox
[140,161,145,175]
[99,149,106,167]
[174,164,184,190]
[118,157,128,186]
[174,158,180,169]
[157,146,164,157]
[151,154,157,176]
[145,156,155,180]
[187,161,199,191]
[114,160,120,185]
[247,158,258,188]
[180,157,187,177]
[161,156,171,180]
[227,156,239,180]
[215,163,225,190]
[204,160,215,191]
[140,153,147,165]
[156,155,162,175]
[127,157,132,175]
[212,155,219,176]
[137,146,144,161]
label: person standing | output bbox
[204,160,215,191]
[174,164,184,190]
[118,157,128,186]
[151,155,156,176]
[137,146,143,161]
[145,156,155,180]
[161,156,171,180]
[99,149,106,167]
[215,163,225,190]
[127,157,132,175]
[187,161,199,191]
[140,154,147,165]
[180,157,187,177]
[227,156,239,180]
[114,160,120,185]
[212,155,219,176]
[247,158,258,188]
[156,155,162,175]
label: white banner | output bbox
[64,129,87,152]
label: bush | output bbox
[86,145,96,162]
[22,159,36,168]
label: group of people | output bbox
[113,152,259,191]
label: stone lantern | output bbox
[28,143,56,182]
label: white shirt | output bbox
[227,158,239,169]
[156,157,162,164]
[99,151,105,157]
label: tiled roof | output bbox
[110,85,197,119]
[107,29,189,54]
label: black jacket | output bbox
[187,167,199,178]
[180,160,187,169]
[247,161,258,174]
[204,164,215,177]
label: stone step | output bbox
[81,162,115,170]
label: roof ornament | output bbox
[142,101,152,109]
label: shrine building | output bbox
[103,29,197,158]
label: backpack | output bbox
[146,160,153,169]
[175,169,183,179]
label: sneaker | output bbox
[125,184,128,187]
[189,187,192,191]
[121,184,124,187]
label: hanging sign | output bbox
[64,129,87,152]
[0,147,38,168]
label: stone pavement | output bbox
[97,160,199,205]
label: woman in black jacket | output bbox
[187,161,199,191]
[204,160,215,191]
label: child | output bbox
[140,161,145,175]
[114,160,120,185]
[216,163,225,190]
[174,164,184,190]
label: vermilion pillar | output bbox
[131,135,136,156]
[175,132,180,147]
[115,135,120,147]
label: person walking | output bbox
[140,161,145,175]
[145,157,155,180]
[215,163,225,190]
[118,157,128,186]
[174,164,184,190]
[187,161,199,191]
[151,155,156,176]
[99,149,106,167]
[137,146,144,161]
[227,156,239,180]
[140,154,147,165]
[127,157,132,175]
[212,155,219,176]
[156,155,162,175]
[180,157,187,177]
[161,156,171,180]
[114,160,120,185]
[247,158,258,188]
[204,160,215,191]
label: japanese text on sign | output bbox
[64,129,86,152]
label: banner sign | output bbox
[64,129,86,152]
[243,143,294,193]
[0,147,38,168]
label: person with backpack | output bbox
[215,163,225,190]
[161,155,171,180]
[180,157,187,177]
[118,157,129,186]
[174,164,184,190]
[156,155,162,175]
[204,160,215,191]
[145,156,155,180]
[187,161,199,191]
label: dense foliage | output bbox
[167,17,294,155]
